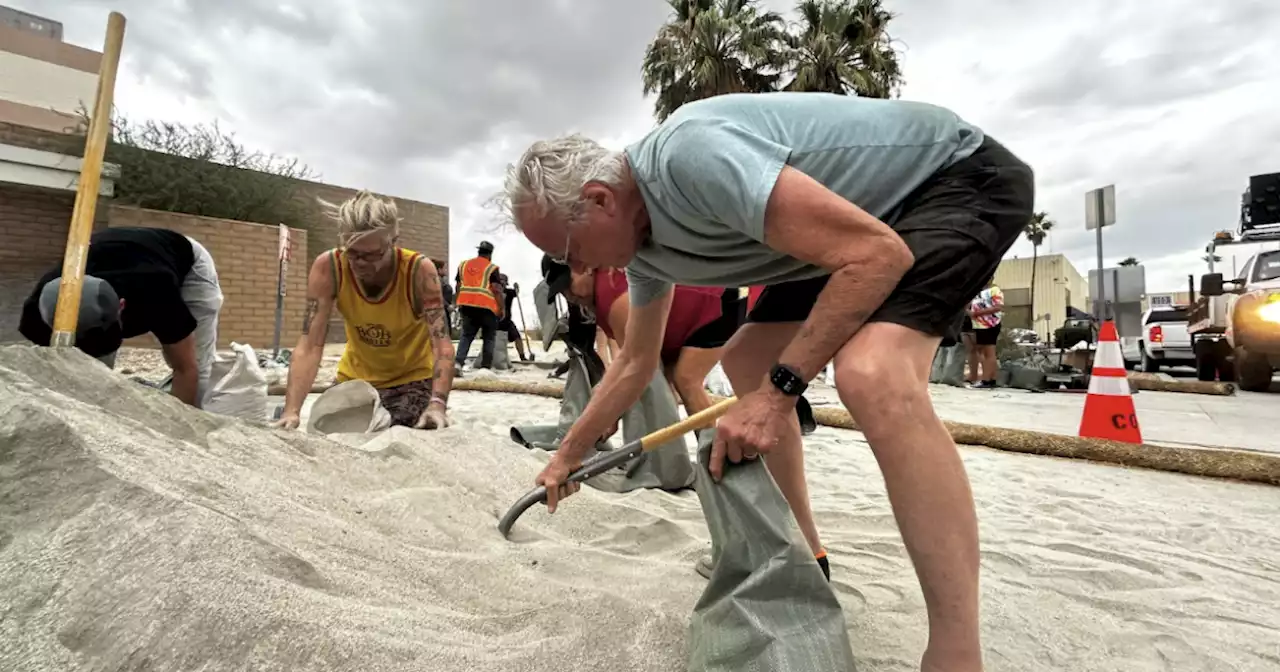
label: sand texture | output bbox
[4,345,1280,670]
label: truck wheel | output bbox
[1141,346,1160,373]
[1217,341,1236,382]
[1235,347,1272,392]
[1195,346,1217,382]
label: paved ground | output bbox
[805,370,1280,455]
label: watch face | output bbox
[771,365,805,395]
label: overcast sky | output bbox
[16,0,1280,315]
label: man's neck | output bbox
[357,263,396,296]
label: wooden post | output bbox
[51,12,127,347]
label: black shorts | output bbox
[746,136,1034,337]
[499,318,521,341]
[683,289,745,350]
[973,323,1001,346]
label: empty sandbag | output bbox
[688,429,857,671]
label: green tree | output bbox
[785,0,904,97]
[1118,257,1140,266]
[1024,211,1055,330]
[641,0,790,122]
[70,110,321,228]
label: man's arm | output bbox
[160,335,200,407]
[560,288,672,460]
[490,281,506,319]
[969,289,1003,317]
[764,166,914,384]
[595,326,612,368]
[281,254,336,417]
[414,260,456,408]
[659,121,913,387]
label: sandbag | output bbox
[203,342,268,422]
[534,281,560,352]
[509,352,604,453]
[1006,365,1046,390]
[688,430,857,671]
[493,331,511,370]
[592,366,695,493]
[510,350,694,494]
[930,343,967,387]
[306,380,392,435]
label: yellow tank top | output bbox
[332,247,435,389]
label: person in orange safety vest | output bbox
[453,240,504,370]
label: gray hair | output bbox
[496,134,627,230]
[320,190,401,246]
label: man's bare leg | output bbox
[834,321,982,671]
[669,345,723,415]
[720,322,823,556]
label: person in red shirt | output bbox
[544,261,741,415]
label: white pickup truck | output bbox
[1121,306,1194,372]
[1192,248,1280,390]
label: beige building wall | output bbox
[0,21,101,133]
[992,254,1090,341]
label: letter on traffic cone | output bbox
[1079,321,1143,444]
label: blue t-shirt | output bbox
[623,92,985,305]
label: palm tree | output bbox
[1024,211,1055,328]
[785,0,904,97]
[642,0,790,122]
[1118,257,1140,267]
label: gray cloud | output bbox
[13,0,1280,301]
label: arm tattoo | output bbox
[417,264,455,406]
[301,298,320,335]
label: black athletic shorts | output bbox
[684,289,745,350]
[746,136,1034,337]
[499,318,521,342]
[973,323,1001,346]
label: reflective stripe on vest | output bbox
[456,256,499,313]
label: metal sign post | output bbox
[1085,184,1117,320]
[272,224,291,358]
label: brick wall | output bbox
[293,179,449,266]
[107,206,309,350]
[0,183,110,343]
[291,180,448,342]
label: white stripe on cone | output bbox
[1093,340,1126,369]
[1088,372,1132,396]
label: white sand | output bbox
[6,345,1280,671]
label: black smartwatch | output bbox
[769,363,808,396]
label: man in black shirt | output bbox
[496,273,532,363]
[19,227,225,408]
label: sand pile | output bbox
[0,346,710,671]
[7,345,1280,671]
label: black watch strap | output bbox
[769,363,808,396]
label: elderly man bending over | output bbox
[498,92,1034,672]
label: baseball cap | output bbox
[542,257,572,305]
[38,275,123,366]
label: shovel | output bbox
[497,395,737,537]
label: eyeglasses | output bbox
[346,244,393,264]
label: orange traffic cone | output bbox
[1079,321,1143,444]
